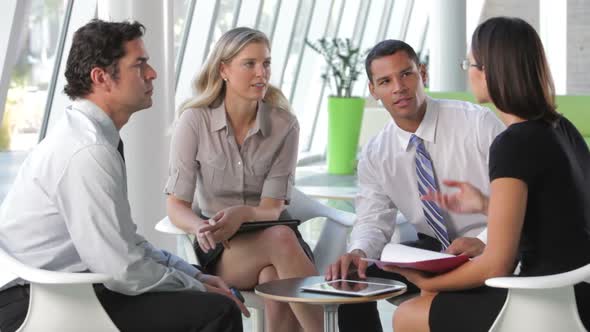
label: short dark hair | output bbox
[365,40,420,82]
[471,16,558,123]
[63,19,145,99]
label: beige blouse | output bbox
[164,101,299,218]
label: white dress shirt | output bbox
[0,99,205,294]
[349,97,506,259]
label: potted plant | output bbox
[305,37,366,174]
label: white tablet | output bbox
[300,279,405,297]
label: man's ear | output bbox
[419,63,428,86]
[89,67,110,91]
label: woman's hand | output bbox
[421,180,489,215]
[381,265,433,291]
[194,219,218,253]
[199,206,252,243]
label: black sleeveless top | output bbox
[489,115,590,276]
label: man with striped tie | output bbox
[325,40,505,332]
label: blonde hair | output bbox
[180,27,291,114]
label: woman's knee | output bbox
[393,301,414,331]
[258,265,279,284]
[262,225,300,250]
[393,297,430,332]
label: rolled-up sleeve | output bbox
[56,145,205,295]
[348,146,398,259]
[260,120,299,203]
[164,110,200,202]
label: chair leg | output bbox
[251,307,265,332]
[18,283,119,332]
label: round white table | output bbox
[255,276,406,332]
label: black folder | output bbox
[236,219,301,234]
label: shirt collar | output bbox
[69,99,120,148]
[397,96,440,151]
[209,101,270,137]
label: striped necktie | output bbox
[409,134,450,248]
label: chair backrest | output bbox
[486,263,590,332]
[287,187,356,273]
[0,245,119,332]
[0,245,112,286]
[287,187,354,225]
[0,246,21,287]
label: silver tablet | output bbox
[300,279,405,297]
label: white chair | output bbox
[0,246,119,332]
[486,264,590,332]
[155,187,356,332]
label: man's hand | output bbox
[446,237,485,257]
[199,274,231,290]
[331,280,369,292]
[325,249,369,281]
[421,180,488,215]
[200,274,250,317]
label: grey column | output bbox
[567,0,590,94]
[98,0,175,251]
[428,0,466,92]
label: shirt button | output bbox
[237,161,242,166]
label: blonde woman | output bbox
[165,27,322,332]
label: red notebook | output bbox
[362,244,469,274]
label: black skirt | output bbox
[194,211,314,273]
[429,286,507,332]
[430,282,590,332]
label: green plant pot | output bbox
[327,97,365,174]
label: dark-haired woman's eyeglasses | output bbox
[460,59,482,71]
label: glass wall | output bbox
[0,0,434,202]
[2,0,68,152]
[0,0,69,200]
[174,0,431,157]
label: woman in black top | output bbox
[386,16,590,332]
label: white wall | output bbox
[98,0,175,251]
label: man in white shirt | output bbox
[325,40,505,331]
[0,20,247,332]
